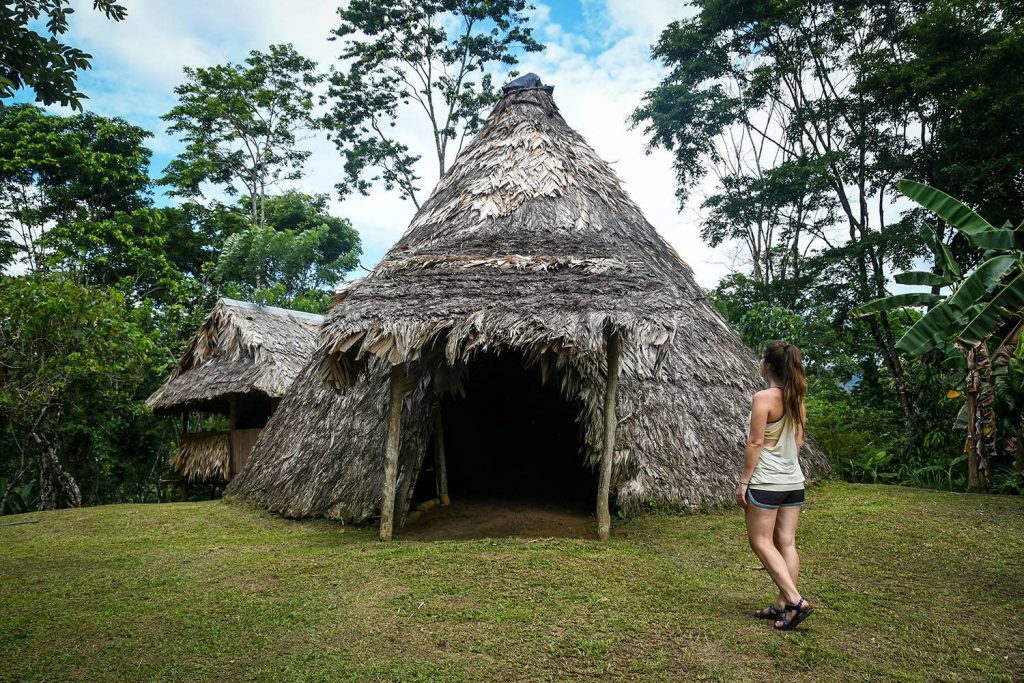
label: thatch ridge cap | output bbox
[218,297,325,324]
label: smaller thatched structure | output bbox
[147,298,323,486]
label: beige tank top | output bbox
[749,411,805,491]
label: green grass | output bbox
[1,482,1022,682]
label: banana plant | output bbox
[853,179,1024,490]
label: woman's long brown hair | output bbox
[762,340,806,426]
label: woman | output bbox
[736,340,814,630]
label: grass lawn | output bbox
[1,481,1022,682]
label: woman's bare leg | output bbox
[771,505,802,608]
[745,503,801,605]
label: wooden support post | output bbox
[227,396,239,480]
[433,408,450,506]
[597,329,621,541]
[179,411,190,502]
[379,364,405,541]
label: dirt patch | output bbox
[399,498,597,541]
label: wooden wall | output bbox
[229,428,262,479]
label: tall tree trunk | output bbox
[959,341,995,491]
[37,439,81,510]
[973,342,995,491]
[29,404,82,510]
[868,316,912,420]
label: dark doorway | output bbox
[234,393,272,429]
[414,351,596,512]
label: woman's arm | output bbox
[737,392,770,507]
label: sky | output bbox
[26,0,736,288]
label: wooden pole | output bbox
[380,364,405,541]
[228,396,239,480]
[597,329,621,541]
[179,411,190,502]
[433,408,450,506]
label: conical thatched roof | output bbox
[146,298,324,415]
[229,80,831,524]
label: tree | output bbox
[855,180,1024,489]
[701,155,837,299]
[323,0,543,208]
[0,276,155,510]
[632,0,1024,422]
[858,1,1024,230]
[0,104,153,274]
[0,105,194,303]
[0,0,127,109]
[262,190,362,268]
[212,191,361,312]
[632,1,913,417]
[162,44,324,229]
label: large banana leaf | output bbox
[896,301,958,356]
[899,179,994,236]
[918,222,962,280]
[945,255,1017,312]
[851,292,943,317]
[967,229,1024,251]
[958,272,1024,346]
[893,270,954,287]
[895,256,1017,355]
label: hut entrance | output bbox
[408,351,596,538]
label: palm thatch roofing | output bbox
[173,432,231,482]
[145,298,324,415]
[229,77,831,525]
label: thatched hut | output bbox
[147,298,323,486]
[229,75,830,539]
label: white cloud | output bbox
[61,0,726,287]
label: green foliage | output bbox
[43,208,195,304]
[161,44,323,227]
[211,192,361,312]
[712,274,865,379]
[0,0,127,109]
[868,1,1024,230]
[262,190,361,267]
[0,104,153,274]
[805,380,905,482]
[855,181,1024,356]
[323,0,543,205]
[636,0,1024,428]
[0,76,365,511]
[730,302,804,358]
[215,228,333,312]
[0,276,173,508]
[803,374,970,490]
[0,478,37,515]
[992,343,1024,493]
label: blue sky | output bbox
[16,1,726,285]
